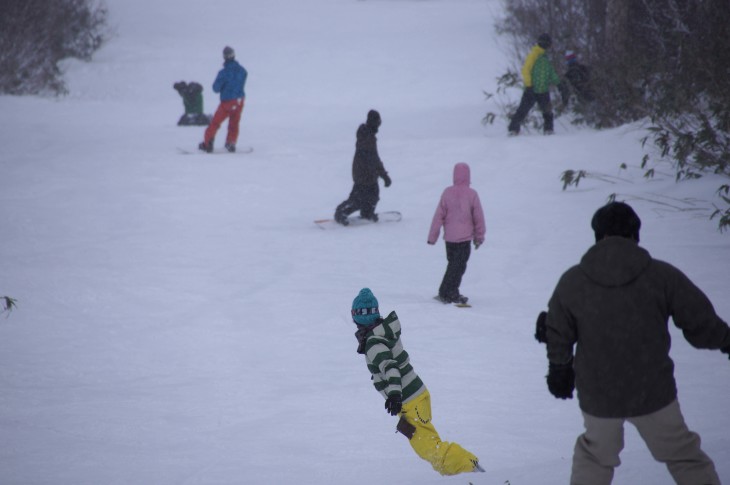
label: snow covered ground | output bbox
[1,0,728,483]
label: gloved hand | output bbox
[473,239,482,250]
[385,394,402,416]
[547,360,575,399]
[534,311,547,344]
[722,345,730,361]
[383,174,392,187]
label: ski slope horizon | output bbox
[1,0,729,484]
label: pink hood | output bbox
[453,162,471,186]
[428,163,486,244]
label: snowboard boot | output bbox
[334,212,349,226]
[198,140,213,153]
[225,143,236,153]
[455,294,469,304]
[438,294,468,304]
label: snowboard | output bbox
[177,146,253,155]
[433,296,471,308]
[314,210,401,229]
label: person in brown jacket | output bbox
[543,201,729,485]
[334,110,392,225]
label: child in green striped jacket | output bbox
[351,288,483,476]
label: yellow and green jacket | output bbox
[521,45,561,94]
[356,311,427,403]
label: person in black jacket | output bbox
[563,50,594,104]
[543,201,728,485]
[334,110,392,225]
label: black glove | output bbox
[385,394,402,416]
[547,360,575,399]
[534,311,547,344]
[722,345,730,361]
[383,174,392,188]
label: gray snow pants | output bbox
[571,399,721,485]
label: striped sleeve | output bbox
[365,337,402,396]
[363,312,426,402]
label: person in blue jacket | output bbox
[199,46,248,153]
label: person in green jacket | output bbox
[350,288,483,476]
[508,33,565,135]
[543,202,728,485]
[173,81,211,126]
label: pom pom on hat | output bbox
[351,288,380,325]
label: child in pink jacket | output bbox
[427,163,486,304]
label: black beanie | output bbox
[537,33,552,49]
[591,202,641,242]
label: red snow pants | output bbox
[204,97,245,146]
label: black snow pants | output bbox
[335,184,380,222]
[508,88,554,134]
[438,241,471,300]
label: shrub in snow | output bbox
[494,0,730,231]
[0,0,108,96]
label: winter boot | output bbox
[225,143,236,153]
[543,112,554,134]
[198,140,213,153]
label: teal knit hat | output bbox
[351,288,380,325]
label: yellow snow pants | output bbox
[399,390,478,476]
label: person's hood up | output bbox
[579,236,651,287]
[366,110,381,133]
[453,162,471,186]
